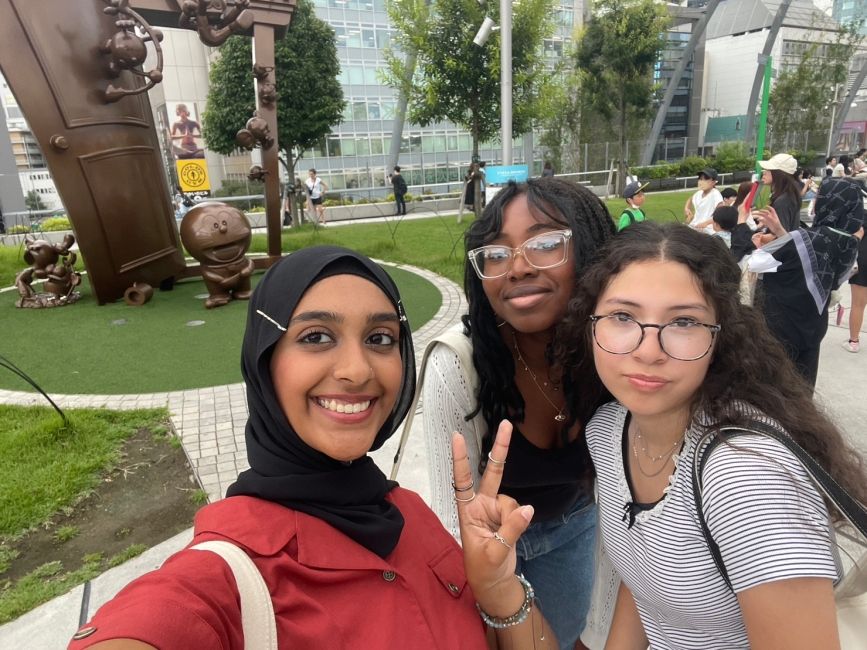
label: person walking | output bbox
[390,165,408,216]
[305,168,328,225]
[844,231,867,352]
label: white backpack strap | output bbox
[390,324,477,480]
[190,541,278,650]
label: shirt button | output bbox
[382,570,396,582]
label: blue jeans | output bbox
[515,497,597,650]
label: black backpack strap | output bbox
[692,422,867,593]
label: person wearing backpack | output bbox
[617,181,648,231]
[391,165,408,216]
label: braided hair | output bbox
[462,177,616,466]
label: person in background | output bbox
[617,181,648,231]
[844,231,867,353]
[748,177,864,386]
[824,155,837,178]
[853,148,866,176]
[542,161,555,178]
[423,177,618,649]
[390,165,408,216]
[720,186,738,206]
[555,221,866,650]
[757,153,802,232]
[709,204,738,249]
[797,167,816,200]
[305,169,328,225]
[684,168,722,232]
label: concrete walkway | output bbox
[2,262,866,648]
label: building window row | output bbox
[332,23,394,49]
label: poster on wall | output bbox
[159,101,211,200]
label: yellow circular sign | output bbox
[180,162,207,188]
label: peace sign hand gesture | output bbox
[452,421,556,647]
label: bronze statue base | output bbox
[16,292,82,309]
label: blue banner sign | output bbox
[486,164,529,184]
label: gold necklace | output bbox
[630,428,684,478]
[512,332,566,423]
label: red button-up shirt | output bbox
[69,489,488,649]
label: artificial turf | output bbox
[0,264,440,394]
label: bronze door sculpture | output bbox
[0,0,185,304]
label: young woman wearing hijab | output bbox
[749,177,864,387]
[69,247,557,649]
[422,177,617,649]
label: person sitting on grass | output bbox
[617,181,648,231]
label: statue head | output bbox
[179,202,252,267]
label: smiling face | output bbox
[180,203,252,266]
[592,260,716,427]
[270,275,403,462]
[480,193,575,334]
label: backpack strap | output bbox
[691,422,867,592]
[190,541,278,650]
[390,324,478,480]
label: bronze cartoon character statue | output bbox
[179,202,255,308]
[15,234,82,308]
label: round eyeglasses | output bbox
[589,314,720,361]
[468,230,572,280]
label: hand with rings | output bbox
[451,420,534,614]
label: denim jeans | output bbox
[515,496,597,650]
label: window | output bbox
[368,101,381,120]
[352,101,367,121]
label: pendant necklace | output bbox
[631,427,685,478]
[512,332,566,423]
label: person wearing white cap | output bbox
[758,153,802,232]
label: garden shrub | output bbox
[712,142,754,173]
[41,217,72,232]
[6,224,30,235]
[677,156,709,176]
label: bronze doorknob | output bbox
[50,135,69,151]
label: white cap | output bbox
[758,153,797,175]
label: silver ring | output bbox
[487,452,505,466]
[492,531,512,549]
[452,479,474,493]
[455,492,476,503]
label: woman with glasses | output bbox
[421,177,616,649]
[556,222,866,649]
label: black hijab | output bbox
[226,246,416,557]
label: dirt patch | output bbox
[1,427,201,584]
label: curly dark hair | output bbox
[555,221,867,516]
[462,177,616,466]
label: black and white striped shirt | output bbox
[586,402,839,649]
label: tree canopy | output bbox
[767,20,864,154]
[202,0,344,176]
[383,0,555,158]
[575,0,668,188]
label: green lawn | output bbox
[0,264,440,394]
[0,406,167,537]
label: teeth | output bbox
[317,398,371,414]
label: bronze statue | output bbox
[179,202,255,309]
[15,234,82,309]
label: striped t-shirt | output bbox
[586,402,839,649]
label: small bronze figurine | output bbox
[179,202,255,309]
[15,234,82,308]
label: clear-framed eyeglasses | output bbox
[589,314,721,361]
[468,230,572,280]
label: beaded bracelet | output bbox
[476,574,535,629]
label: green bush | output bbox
[677,156,709,176]
[40,217,71,232]
[712,142,754,174]
[6,224,30,235]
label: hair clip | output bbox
[256,309,287,332]
[397,300,408,323]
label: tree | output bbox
[767,20,864,154]
[383,0,555,161]
[575,0,669,192]
[25,190,45,211]
[202,0,344,181]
